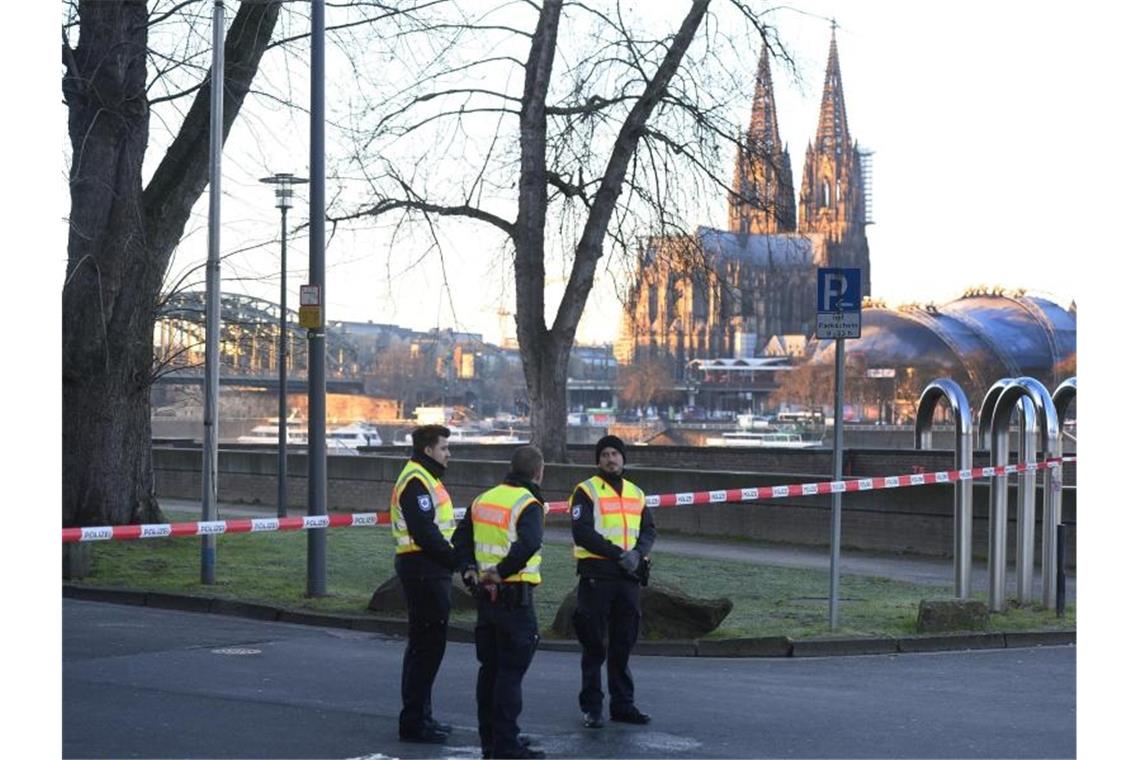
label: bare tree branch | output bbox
[551,0,711,340]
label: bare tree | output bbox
[769,361,830,411]
[62,1,287,527]
[617,355,675,412]
[368,340,441,411]
[62,0,455,526]
[330,0,794,460]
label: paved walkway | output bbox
[160,498,1075,600]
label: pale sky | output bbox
[152,0,1110,347]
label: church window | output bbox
[822,180,831,208]
[692,277,708,319]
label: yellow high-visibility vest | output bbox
[390,460,455,554]
[470,484,542,584]
[570,475,645,560]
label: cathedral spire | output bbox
[799,24,870,296]
[814,23,851,155]
[728,44,796,235]
[749,45,782,154]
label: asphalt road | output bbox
[63,599,1075,759]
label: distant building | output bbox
[619,29,872,374]
[807,290,1077,418]
[762,334,808,358]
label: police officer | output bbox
[453,445,547,759]
[570,434,656,728]
[390,424,457,744]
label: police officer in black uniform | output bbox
[390,424,457,744]
[570,434,656,728]
[453,445,547,759]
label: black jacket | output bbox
[394,451,457,579]
[453,472,545,583]
[570,470,656,579]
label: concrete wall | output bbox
[154,445,1076,569]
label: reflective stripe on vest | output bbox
[471,484,542,584]
[571,475,645,560]
[390,460,455,554]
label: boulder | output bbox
[368,575,478,614]
[551,580,732,640]
[916,599,989,633]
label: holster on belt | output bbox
[620,556,652,586]
[634,556,651,587]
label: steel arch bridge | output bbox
[153,291,364,392]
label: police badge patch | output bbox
[572,505,581,520]
[417,494,432,512]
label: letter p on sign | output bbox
[822,272,847,311]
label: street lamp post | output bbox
[260,172,307,518]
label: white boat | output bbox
[327,422,384,454]
[238,419,383,453]
[705,431,822,448]
[453,428,527,445]
[237,417,307,446]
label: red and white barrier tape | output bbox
[61,455,1075,544]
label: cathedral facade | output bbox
[619,31,872,373]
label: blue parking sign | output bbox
[816,268,861,338]
[817,268,862,312]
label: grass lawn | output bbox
[69,521,1075,640]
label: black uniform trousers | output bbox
[475,585,539,758]
[572,575,641,715]
[398,574,452,731]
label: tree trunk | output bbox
[62,0,280,526]
[523,339,571,462]
[515,0,565,460]
[62,2,158,527]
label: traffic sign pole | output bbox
[816,267,861,631]
[829,337,845,631]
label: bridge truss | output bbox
[154,291,362,385]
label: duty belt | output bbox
[484,582,534,609]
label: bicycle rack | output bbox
[1052,377,1076,428]
[978,379,1037,607]
[1051,377,1076,617]
[914,379,973,599]
[987,377,1062,611]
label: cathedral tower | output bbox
[728,46,796,235]
[799,27,871,295]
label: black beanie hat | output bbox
[595,434,626,463]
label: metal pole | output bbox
[1041,445,1063,609]
[828,338,845,630]
[201,0,224,585]
[278,203,288,518]
[1014,398,1037,603]
[1055,523,1067,617]
[307,0,328,597]
[988,430,1009,612]
[954,423,973,599]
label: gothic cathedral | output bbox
[619,30,872,373]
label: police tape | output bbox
[60,455,1075,543]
